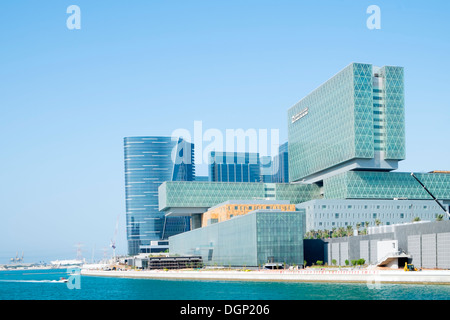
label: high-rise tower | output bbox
[124,136,194,255]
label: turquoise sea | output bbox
[1,268,450,301]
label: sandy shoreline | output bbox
[81,268,450,285]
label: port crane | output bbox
[410,172,450,220]
[10,251,24,264]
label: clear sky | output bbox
[0,1,449,264]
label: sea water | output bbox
[0,268,449,300]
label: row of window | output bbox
[315,212,437,219]
[314,204,435,210]
[314,214,439,228]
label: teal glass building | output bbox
[124,136,195,255]
[287,63,405,184]
[169,209,305,267]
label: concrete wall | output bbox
[313,221,450,268]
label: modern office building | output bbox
[208,151,261,182]
[288,63,405,184]
[169,209,305,267]
[298,199,449,233]
[272,142,289,183]
[124,136,195,255]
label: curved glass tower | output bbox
[124,136,194,255]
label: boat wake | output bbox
[0,279,67,284]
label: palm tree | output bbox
[375,219,381,226]
[413,217,421,222]
[436,214,444,221]
[346,225,353,236]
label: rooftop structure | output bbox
[201,200,295,227]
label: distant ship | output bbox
[50,259,85,267]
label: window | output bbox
[373,213,377,218]
[335,213,339,219]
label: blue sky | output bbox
[0,1,449,263]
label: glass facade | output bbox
[323,171,450,201]
[260,156,273,183]
[381,66,405,160]
[209,151,261,182]
[159,181,321,212]
[124,136,194,255]
[272,142,289,183]
[287,63,404,183]
[202,200,295,227]
[169,210,305,267]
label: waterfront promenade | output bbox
[81,268,450,285]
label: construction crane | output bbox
[410,172,450,220]
[110,215,119,262]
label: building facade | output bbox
[287,63,405,184]
[158,181,321,215]
[272,142,289,183]
[169,209,305,267]
[311,220,450,269]
[209,151,261,182]
[297,199,449,233]
[124,136,195,255]
[201,200,296,227]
